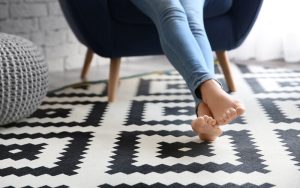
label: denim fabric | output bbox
[110,0,233,25]
[130,0,218,111]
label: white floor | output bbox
[49,55,300,91]
[48,55,172,91]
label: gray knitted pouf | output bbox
[0,33,48,125]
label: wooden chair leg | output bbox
[216,51,236,92]
[81,48,94,80]
[108,58,121,102]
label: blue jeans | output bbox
[130,0,217,113]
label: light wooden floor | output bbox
[48,55,172,91]
[49,56,300,91]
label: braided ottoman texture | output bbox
[0,33,48,125]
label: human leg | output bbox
[179,0,245,125]
[179,0,215,75]
[130,0,245,140]
[130,0,222,141]
[130,0,215,105]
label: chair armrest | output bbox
[59,0,114,57]
[229,0,263,47]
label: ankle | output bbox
[199,79,222,103]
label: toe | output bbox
[211,119,217,125]
[223,113,229,123]
[236,105,245,116]
[203,115,210,123]
[203,115,209,119]
[227,108,237,121]
[217,118,225,125]
[192,117,205,132]
[215,127,223,136]
[234,102,246,116]
[207,117,215,125]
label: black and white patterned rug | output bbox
[1,64,300,187]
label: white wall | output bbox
[0,0,109,73]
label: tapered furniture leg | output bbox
[216,51,236,92]
[108,58,121,102]
[81,48,94,80]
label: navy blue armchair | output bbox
[59,0,263,102]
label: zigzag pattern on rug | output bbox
[1,64,300,187]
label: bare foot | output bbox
[200,79,245,125]
[192,103,222,142]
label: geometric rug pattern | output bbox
[0,64,300,187]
